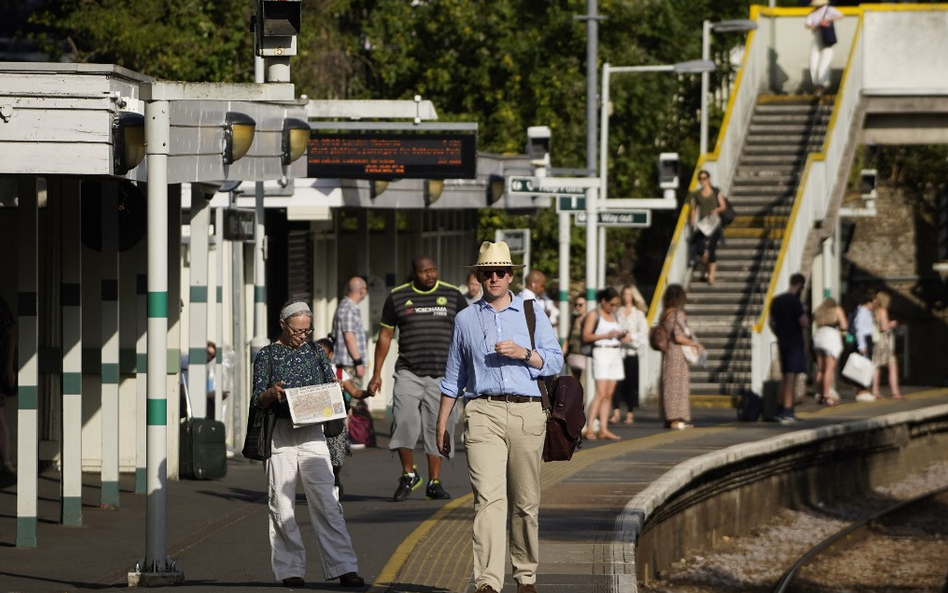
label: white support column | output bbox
[557,212,571,344]
[16,176,39,547]
[61,180,83,525]
[128,98,184,585]
[100,183,121,508]
[208,208,222,424]
[188,186,210,419]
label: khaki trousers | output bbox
[465,397,545,591]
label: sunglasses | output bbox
[478,269,511,281]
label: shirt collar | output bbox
[475,291,523,312]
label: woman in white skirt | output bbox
[812,297,847,406]
[581,287,630,441]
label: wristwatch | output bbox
[523,349,533,362]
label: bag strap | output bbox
[523,299,552,411]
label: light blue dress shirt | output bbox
[440,293,564,399]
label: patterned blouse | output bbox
[252,341,335,419]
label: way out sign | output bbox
[574,210,650,227]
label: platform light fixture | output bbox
[487,174,505,206]
[424,179,444,207]
[370,180,389,200]
[281,118,310,166]
[113,112,146,175]
[223,112,256,165]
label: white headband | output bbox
[280,301,312,320]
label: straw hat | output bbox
[464,241,525,269]
[810,0,829,6]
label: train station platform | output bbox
[2,387,947,593]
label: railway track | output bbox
[773,485,948,593]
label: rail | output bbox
[772,484,948,593]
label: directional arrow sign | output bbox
[507,176,590,195]
[575,210,650,227]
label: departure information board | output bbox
[307,132,477,179]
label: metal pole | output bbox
[700,20,712,156]
[585,0,600,410]
[137,98,183,583]
[251,57,268,360]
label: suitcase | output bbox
[180,417,227,480]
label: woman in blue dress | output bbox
[252,299,364,588]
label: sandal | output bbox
[339,572,365,587]
[597,431,621,441]
[622,413,634,425]
[892,393,906,401]
[583,431,598,441]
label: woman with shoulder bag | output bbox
[611,285,648,425]
[812,297,847,406]
[561,296,588,380]
[582,287,630,441]
[689,170,728,285]
[659,285,702,430]
[805,0,844,96]
[251,299,364,588]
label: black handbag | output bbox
[720,197,736,226]
[819,8,837,47]
[242,403,276,461]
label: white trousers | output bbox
[266,419,359,582]
[809,35,834,88]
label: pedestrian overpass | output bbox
[640,4,948,400]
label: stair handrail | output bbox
[749,10,866,393]
[641,9,764,400]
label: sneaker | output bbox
[777,414,800,425]
[474,586,499,593]
[393,467,422,502]
[855,392,876,403]
[282,577,305,588]
[425,479,451,500]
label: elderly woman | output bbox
[252,299,364,588]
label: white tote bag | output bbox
[842,352,874,388]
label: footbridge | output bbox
[641,4,948,400]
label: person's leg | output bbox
[584,381,604,439]
[507,401,545,588]
[707,228,722,284]
[809,39,821,90]
[466,399,510,593]
[814,354,826,401]
[297,426,359,581]
[816,46,834,88]
[598,381,620,439]
[824,356,838,404]
[872,365,882,398]
[267,421,307,582]
[390,370,425,500]
[420,376,448,484]
[888,359,904,399]
[780,372,796,415]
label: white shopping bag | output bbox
[842,352,874,388]
[284,382,347,427]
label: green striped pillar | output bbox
[100,186,120,508]
[16,177,39,547]
[61,183,83,525]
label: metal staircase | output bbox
[687,96,833,395]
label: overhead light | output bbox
[281,118,310,166]
[424,179,444,206]
[712,19,758,34]
[370,180,389,200]
[487,174,505,206]
[672,60,716,74]
[113,112,146,175]
[223,112,256,165]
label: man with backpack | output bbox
[436,241,563,593]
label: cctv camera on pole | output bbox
[658,152,679,203]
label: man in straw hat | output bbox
[369,255,468,501]
[436,241,563,593]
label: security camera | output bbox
[526,126,551,177]
[658,153,679,190]
[860,169,878,200]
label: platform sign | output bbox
[574,210,650,227]
[507,176,589,196]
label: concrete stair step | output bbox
[727,214,790,228]
[731,174,798,185]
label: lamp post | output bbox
[700,19,757,156]
[599,60,715,208]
